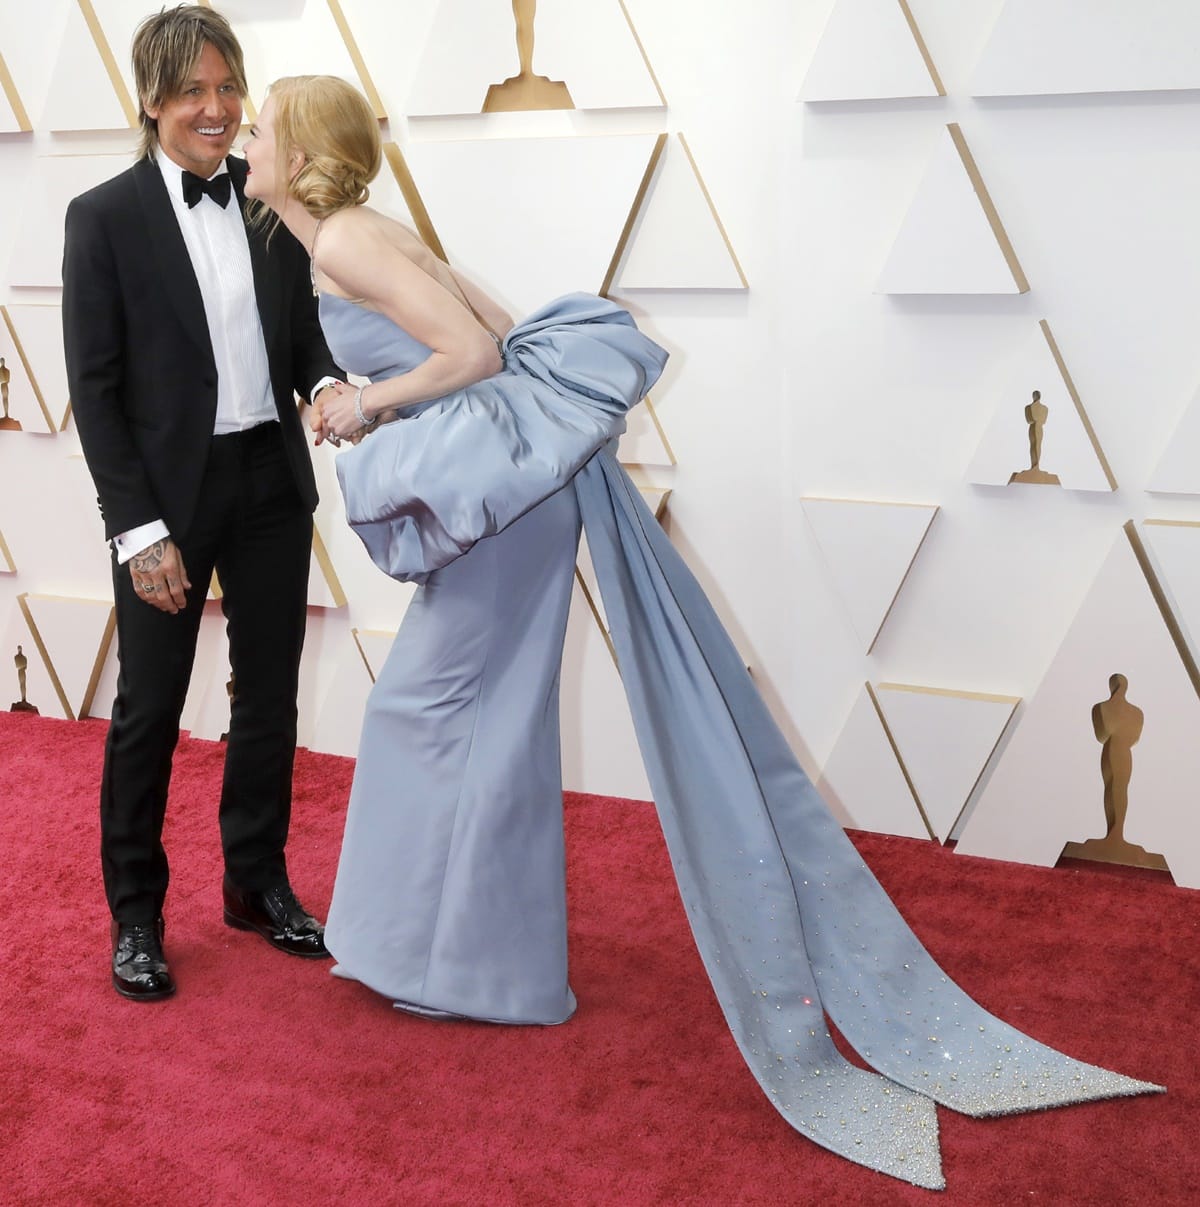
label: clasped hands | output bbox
[312,381,375,448]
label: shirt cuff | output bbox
[310,376,341,404]
[113,520,170,565]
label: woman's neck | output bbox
[277,201,321,255]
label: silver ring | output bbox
[141,583,154,593]
[327,433,342,447]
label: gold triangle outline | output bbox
[0,48,32,131]
[311,522,348,608]
[383,141,448,261]
[15,591,117,720]
[210,522,348,607]
[0,306,56,434]
[350,626,398,684]
[599,133,667,298]
[1038,318,1117,491]
[615,0,667,107]
[601,132,749,294]
[81,603,117,717]
[675,133,748,289]
[1126,519,1200,701]
[77,0,138,128]
[864,680,936,841]
[574,566,619,669]
[800,496,940,654]
[897,0,946,97]
[327,0,388,119]
[0,525,15,573]
[620,392,677,468]
[946,122,1029,294]
[873,680,1020,842]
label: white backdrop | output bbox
[2,1,1199,887]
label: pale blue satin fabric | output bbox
[320,292,1162,1189]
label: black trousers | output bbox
[100,422,312,923]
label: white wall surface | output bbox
[2,1,1199,885]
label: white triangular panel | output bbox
[801,497,938,653]
[40,1,130,133]
[956,529,1200,888]
[612,135,746,291]
[82,0,161,112]
[369,146,423,232]
[816,685,929,839]
[2,305,68,430]
[308,526,347,610]
[206,0,374,120]
[407,0,661,116]
[1141,521,1200,670]
[617,395,675,467]
[404,133,660,316]
[874,683,1019,842]
[967,323,1115,493]
[87,623,120,721]
[0,89,21,134]
[1147,384,1200,495]
[802,0,943,102]
[560,574,650,802]
[0,54,30,133]
[877,125,1027,295]
[972,0,1200,97]
[19,594,115,720]
[7,154,131,288]
[309,628,377,759]
[354,628,397,682]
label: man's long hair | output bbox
[131,4,248,160]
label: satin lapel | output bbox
[230,159,282,350]
[132,158,213,364]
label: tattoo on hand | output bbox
[132,541,166,573]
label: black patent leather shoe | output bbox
[222,878,330,959]
[111,918,176,1001]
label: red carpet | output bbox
[2,710,1193,1205]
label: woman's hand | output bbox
[312,381,367,446]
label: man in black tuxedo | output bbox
[63,5,343,1000]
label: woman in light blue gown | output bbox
[244,76,1161,1190]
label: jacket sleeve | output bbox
[62,195,161,540]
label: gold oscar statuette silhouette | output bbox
[1008,390,1059,485]
[1060,673,1168,870]
[11,644,38,713]
[0,357,20,432]
[482,0,574,113]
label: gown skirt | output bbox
[325,483,582,1026]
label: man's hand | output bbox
[129,538,191,614]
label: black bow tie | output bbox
[181,170,231,209]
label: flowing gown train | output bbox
[319,291,1162,1190]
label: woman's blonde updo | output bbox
[269,75,381,218]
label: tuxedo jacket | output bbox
[62,155,340,543]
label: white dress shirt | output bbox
[114,152,335,564]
